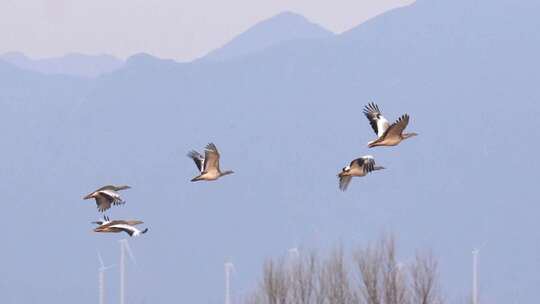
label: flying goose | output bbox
[92,216,143,227]
[188,143,234,182]
[83,185,131,212]
[363,102,418,148]
[93,219,148,237]
[338,155,384,191]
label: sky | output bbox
[0,0,413,61]
[2,0,539,303]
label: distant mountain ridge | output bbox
[202,11,334,61]
[0,2,539,304]
[0,52,124,77]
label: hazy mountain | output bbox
[0,52,124,77]
[203,11,334,61]
[1,1,539,303]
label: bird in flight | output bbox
[93,218,148,237]
[338,155,384,191]
[363,102,418,148]
[83,185,131,212]
[188,143,234,182]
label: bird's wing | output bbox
[382,114,410,139]
[349,157,365,169]
[204,143,220,171]
[124,220,144,226]
[108,224,138,237]
[360,156,376,174]
[95,194,112,212]
[105,220,128,226]
[98,190,124,206]
[363,103,390,137]
[339,176,353,191]
[187,150,205,172]
[95,185,116,192]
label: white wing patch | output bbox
[376,116,390,138]
[99,190,121,200]
[109,224,142,236]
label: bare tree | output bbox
[288,252,318,304]
[381,236,408,304]
[245,236,444,304]
[261,259,290,304]
[354,241,383,304]
[409,252,443,304]
[318,248,356,304]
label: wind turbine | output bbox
[288,247,300,260]
[224,261,236,304]
[119,239,136,304]
[472,242,486,304]
[98,252,115,304]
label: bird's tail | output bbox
[374,166,385,171]
[142,228,149,234]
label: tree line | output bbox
[244,236,443,304]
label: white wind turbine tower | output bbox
[472,242,486,304]
[119,239,136,304]
[224,261,236,304]
[98,252,115,304]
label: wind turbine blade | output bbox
[479,241,487,250]
[121,239,137,265]
[288,247,300,258]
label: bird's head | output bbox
[221,170,234,177]
[403,132,418,139]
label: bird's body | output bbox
[93,219,148,237]
[338,155,384,191]
[83,185,131,212]
[188,143,234,182]
[363,103,418,148]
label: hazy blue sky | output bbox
[0,0,412,60]
[1,0,539,303]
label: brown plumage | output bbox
[93,218,148,237]
[83,185,131,212]
[187,143,234,182]
[338,156,384,191]
[363,103,418,148]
